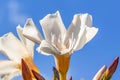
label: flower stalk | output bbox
[54,54,71,80]
[59,73,67,80]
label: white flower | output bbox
[0,25,39,80]
[23,11,98,56]
[22,11,98,80]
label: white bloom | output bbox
[0,25,39,80]
[22,11,98,80]
[23,11,98,56]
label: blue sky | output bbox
[0,0,120,80]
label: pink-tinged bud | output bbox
[52,67,60,80]
[106,57,119,79]
[69,76,72,80]
[32,70,45,80]
[53,67,57,71]
[93,65,107,80]
[21,59,32,80]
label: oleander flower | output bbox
[0,25,40,80]
[22,11,98,80]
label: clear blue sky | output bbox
[0,0,120,80]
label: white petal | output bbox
[40,11,66,45]
[80,13,92,27]
[1,70,20,80]
[93,65,107,80]
[64,14,82,46]
[85,26,98,43]
[64,14,88,51]
[0,33,29,62]
[23,18,43,44]
[73,25,98,50]
[72,14,98,50]
[17,25,35,58]
[37,40,60,56]
[0,60,19,76]
[73,25,86,50]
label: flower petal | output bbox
[1,70,20,80]
[37,40,60,56]
[70,14,98,51]
[0,33,29,62]
[23,18,43,44]
[85,26,98,43]
[64,14,87,51]
[81,14,92,27]
[73,25,98,50]
[93,65,107,80]
[80,14,98,43]
[64,14,82,48]
[0,60,19,77]
[17,25,35,58]
[40,11,66,45]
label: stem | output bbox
[59,73,67,80]
[54,54,71,80]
